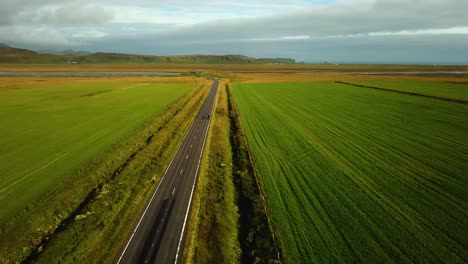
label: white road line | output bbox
[174,84,217,264]
[117,100,201,264]
[180,169,184,174]
[186,155,189,159]
[172,188,176,195]
[117,169,167,264]
[190,144,193,148]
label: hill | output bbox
[0,46,296,64]
[39,49,92,56]
[0,47,67,63]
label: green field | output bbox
[232,82,468,263]
[347,81,468,102]
[0,80,193,224]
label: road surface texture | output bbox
[117,80,218,264]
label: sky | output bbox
[0,0,467,64]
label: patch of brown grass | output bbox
[0,76,200,90]
[228,73,468,84]
[1,63,467,73]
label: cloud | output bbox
[0,0,467,63]
[84,33,468,64]
[135,0,468,42]
[0,0,114,26]
[0,0,24,24]
[31,3,114,25]
[0,26,76,46]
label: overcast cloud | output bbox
[0,0,467,64]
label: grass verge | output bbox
[184,80,241,264]
[227,84,283,264]
[184,80,284,264]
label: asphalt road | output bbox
[117,80,219,264]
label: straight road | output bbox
[117,80,219,264]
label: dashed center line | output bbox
[190,144,193,148]
[180,169,183,174]
[186,155,189,159]
[172,188,176,195]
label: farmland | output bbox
[232,81,468,263]
[0,77,211,262]
[0,78,193,224]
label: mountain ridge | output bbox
[0,45,296,64]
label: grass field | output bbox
[0,78,193,224]
[31,80,210,263]
[232,81,468,263]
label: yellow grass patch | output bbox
[229,73,468,84]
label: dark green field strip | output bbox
[233,82,468,263]
[339,81,468,103]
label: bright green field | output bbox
[233,82,468,263]
[0,81,192,224]
[350,81,468,102]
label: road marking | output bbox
[186,155,189,159]
[117,170,167,264]
[190,144,192,148]
[180,169,183,174]
[172,188,176,195]
[116,98,201,264]
[174,83,217,264]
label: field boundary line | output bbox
[336,81,468,104]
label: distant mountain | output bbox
[0,46,66,63]
[0,45,296,64]
[257,57,296,64]
[0,43,10,48]
[39,49,92,56]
